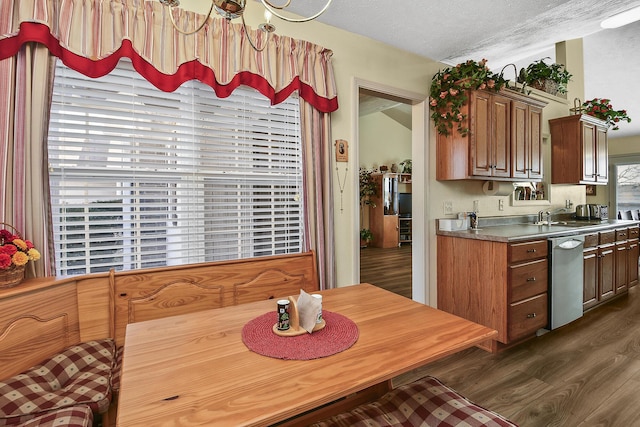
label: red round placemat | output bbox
[241,310,359,360]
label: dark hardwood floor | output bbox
[359,244,412,298]
[394,286,640,427]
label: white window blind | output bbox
[48,59,304,276]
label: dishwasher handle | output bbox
[556,239,584,250]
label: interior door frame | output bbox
[352,78,430,304]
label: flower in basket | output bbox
[429,59,508,136]
[0,229,40,270]
[581,98,631,131]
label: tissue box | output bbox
[438,218,469,231]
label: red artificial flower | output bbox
[0,244,17,256]
[0,253,11,269]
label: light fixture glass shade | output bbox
[601,6,640,28]
[213,0,246,20]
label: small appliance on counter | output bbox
[575,204,589,220]
[589,204,608,220]
[575,204,608,221]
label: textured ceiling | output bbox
[287,0,640,138]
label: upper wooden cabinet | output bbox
[549,114,609,185]
[511,100,544,180]
[436,89,548,181]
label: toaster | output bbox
[589,204,608,220]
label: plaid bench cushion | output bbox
[0,339,116,426]
[311,376,518,427]
[13,406,93,427]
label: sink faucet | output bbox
[538,210,551,224]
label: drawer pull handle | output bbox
[526,249,537,253]
[527,313,537,318]
[526,277,536,282]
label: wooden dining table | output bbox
[116,283,497,427]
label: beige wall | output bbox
[168,3,640,304]
[359,112,412,171]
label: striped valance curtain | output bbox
[0,0,338,112]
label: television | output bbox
[398,193,412,218]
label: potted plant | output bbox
[580,98,631,131]
[429,59,508,136]
[399,159,412,174]
[359,229,374,248]
[359,167,377,248]
[518,58,572,95]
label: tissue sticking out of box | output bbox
[297,289,323,333]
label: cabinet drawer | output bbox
[600,230,616,245]
[509,240,548,263]
[583,233,599,248]
[616,228,629,241]
[508,293,548,341]
[628,226,639,239]
[509,259,548,303]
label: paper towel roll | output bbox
[482,180,513,196]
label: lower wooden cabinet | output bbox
[583,226,639,311]
[628,237,639,287]
[437,236,548,351]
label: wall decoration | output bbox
[335,139,348,162]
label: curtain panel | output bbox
[0,43,56,278]
[0,0,338,113]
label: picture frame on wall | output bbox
[585,184,596,196]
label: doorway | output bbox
[354,80,428,303]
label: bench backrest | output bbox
[0,283,81,379]
[112,251,319,346]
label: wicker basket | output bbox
[0,222,27,289]
[530,78,559,96]
[0,264,26,289]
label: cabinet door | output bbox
[528,106,544,179]
[628,239,639,287]
[470,91,492,177]
[491,94,511,178]
[511,100,528,179]
[582,121,597,183]
[583,247,598,310]
[599,244,615,301]
[615,241,628,294]
[511,102,543,180]
[596,126,608,183]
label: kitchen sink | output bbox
[529,220,605,228]
[554,220,607,227]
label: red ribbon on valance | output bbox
[0,0,338,113]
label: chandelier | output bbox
[159,0,333,51]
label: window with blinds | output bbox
[48,59,304,276]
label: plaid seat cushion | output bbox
[0,340,116,426]
[14,406,93,427]
[311,376,518,427]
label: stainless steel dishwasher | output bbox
[549,235,585,329]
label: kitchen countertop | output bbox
[436,219,640,242]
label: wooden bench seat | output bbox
[0,251,319,426]
[0,340,116,426]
